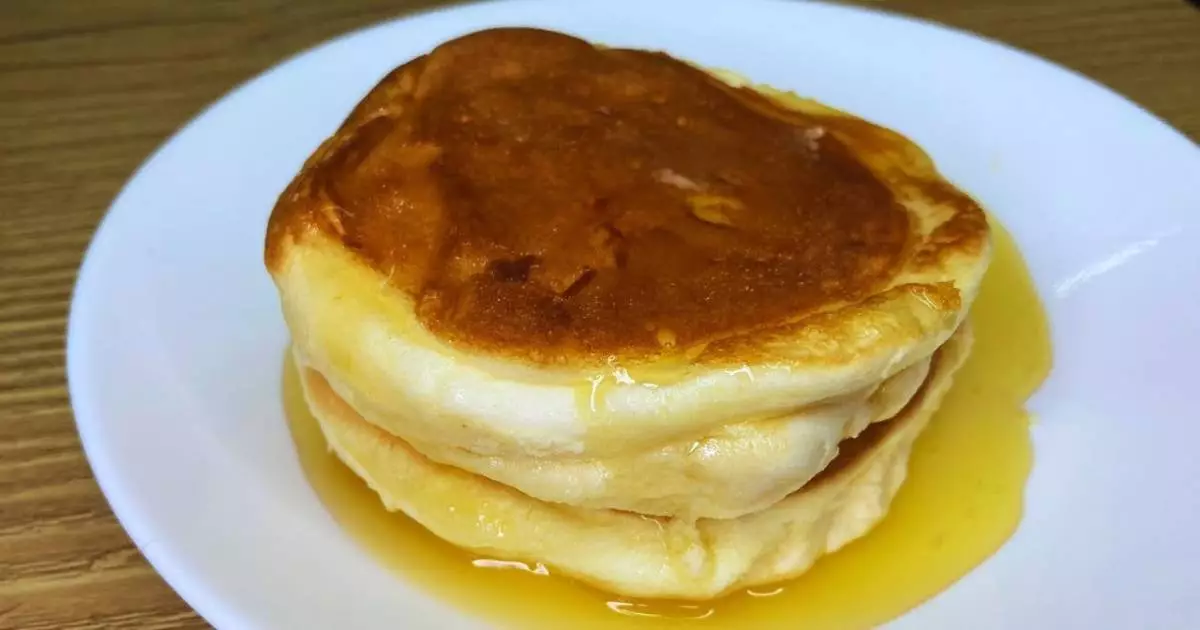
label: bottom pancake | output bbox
[296,326,972,600]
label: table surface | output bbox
[1,1,1197,628]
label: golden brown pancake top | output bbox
[267,28,916,361]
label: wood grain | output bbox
[0,1,1195,628]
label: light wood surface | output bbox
[0,1,1196,628]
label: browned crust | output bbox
[266,27,987,365]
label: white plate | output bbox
[67,1,1200,628]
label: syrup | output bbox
[282,219,1050,629]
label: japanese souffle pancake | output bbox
[264,27,990,599]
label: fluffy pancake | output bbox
[265,28,990,518]
[383,355,930,520]
[298,323,972,600]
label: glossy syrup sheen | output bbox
[282,218,1051,629]
[266,28,994,363]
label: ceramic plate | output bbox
[67,0,1200,628]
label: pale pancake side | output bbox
[292,348,930,520]
[297,326,972,600]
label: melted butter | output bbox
[283,218,1050,629]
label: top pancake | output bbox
[266,27,988,366]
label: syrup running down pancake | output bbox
[295,325,971,599]
[264,27,992,596]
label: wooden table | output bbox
[1,1,1196,628]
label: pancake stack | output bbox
[264,28,991,600]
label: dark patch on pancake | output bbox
[268,28,921,362]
